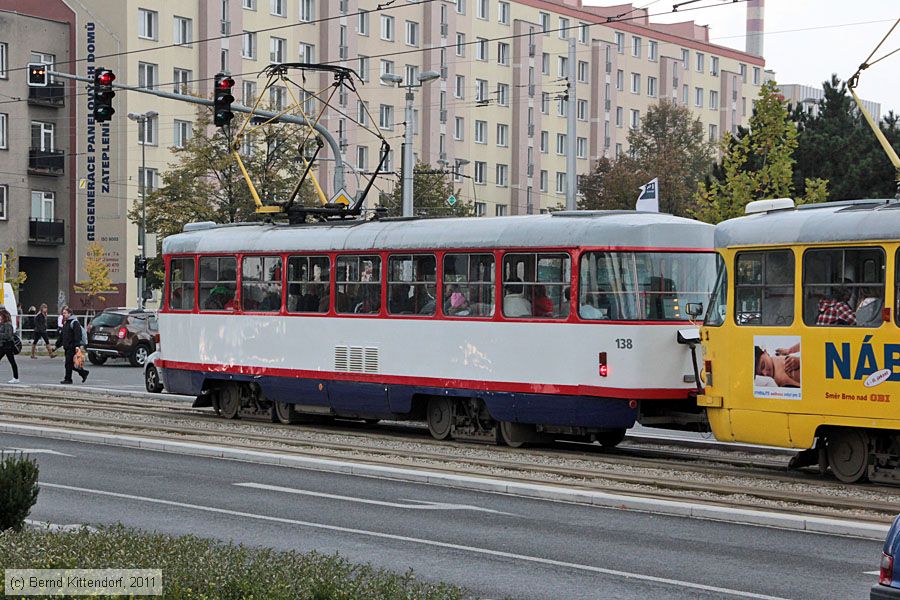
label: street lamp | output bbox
[127,110,158,309]
[380,69,440,217]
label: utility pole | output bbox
[402,88,415,218]
[566,37,578,210]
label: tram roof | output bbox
[163,211,713,255]
[715,199,900,247]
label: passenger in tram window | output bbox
[815,285,856,326]
[204,286,230,310]
[531,285,554,317]
[503,279,532,317]
[855,286,884,327]
[445,285,470,316]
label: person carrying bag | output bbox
[0,308,20,383]
[54,306,89,384]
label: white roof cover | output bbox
[714,200,900,248]
[163,212,714,255]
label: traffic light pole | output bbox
[47,70,346,193]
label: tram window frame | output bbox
[734,250,795,326]
[502,252,571,319]
[198,256,238,311]
[387,254,437,316]
[167,257,196,311]
[287,255,331,314]
[241,255,283,313]
[703,254,727,327]
[896,248,900,326]
[802,247,885,328]
[335,254,382,315]
[442,253,496,318]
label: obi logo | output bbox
[825,335,900,387]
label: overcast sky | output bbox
[586,0,899,115]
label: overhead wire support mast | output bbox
[44,68,348,196]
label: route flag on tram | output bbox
[636,178,660,213]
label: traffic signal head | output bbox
[93,67,116,123]
[213,73,235,127]
[27,63,48,87]
[134,255,148,278]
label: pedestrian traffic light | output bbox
[27,63,48,87]
[134,255,148,278]
[93,67,116,123]
[213,73,235,127]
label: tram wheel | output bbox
[272,401,299,425]
[218,385,242,420]
[826,428,870,483]
[426,397,453,440]
[499,421,535,448]
[596,428,627,448]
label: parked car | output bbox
[872,514,900,599]
[144,351,165,393]
[86,308,159,367]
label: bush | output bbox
[0,525,471,600]
[0,451,40,531]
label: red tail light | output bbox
[117,326,127,339]
[598,352,608,377]
[880,552,894,586]
[704,359,713,386]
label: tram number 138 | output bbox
[615,338,633,350]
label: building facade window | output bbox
[474,161,486,184]
[498,1,510,24]
[138,62,158,89]
[456,33,466,56]
[696,52,705,73]
[708,123,718,142]
[242,32,257,59]
[0,43,6,78]
[710,90,719,109]
[30,190,55,221]
[358,10,369,35]
[649,40,658,61]
[454,116,465,140]
[0,113,6,149]
[405,20,419,46]
[496,123,508,147]
[711,56,719,76]
[474,120,487,143]
[647,76,657,97]
[630,72,640,94]
[615,32,624,53]
[630,109,640,129]
[497,83,509,106]
[174,120,192,148]
[632,36,641,58]
[498,42,510,65]
[476,0,488,20]
[299,0,314,21]
[496,164,508,187]
[476,38,488,61]
[174,16,192,45]
[379,104,394,129]
[270,37,286,62]
[556,133,566,155]
[0,185,6,220]
[380,15,394,41]
[539,12,549,33]
[695,87,704,107]
[299,42,314,63]
[138,8,158,40]
[576,137,587,159]
[270,0,285,16]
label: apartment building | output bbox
[0,0,764,308]
[0,9,75,309]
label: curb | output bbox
[0,421,890,541]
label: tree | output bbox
[579,100,714,215]
[793,75,900,200]
[129,106,316,242]
[380,161,472,217]
[693,81,828,223]
[73,242,113,313]
[2,246,27,293]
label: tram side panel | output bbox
[158,312,700,429]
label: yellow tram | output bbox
[698,197,900,483]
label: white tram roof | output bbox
[714,199,900,248]
[163,211,713,255]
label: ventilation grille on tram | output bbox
[334,345,379,373]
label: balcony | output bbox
[28,148,65,176]
[28,83,65,107]
[29,219,65,246]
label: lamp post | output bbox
[380,70,440,217]
[127,110,158,309]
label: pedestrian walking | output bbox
[0,308,20,383]
[30,303,57,359]
[54,306,89,384]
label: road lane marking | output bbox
[5,448,74,457]
[235,482,516,515]
[42,482,788,600]
[864,571,880,575]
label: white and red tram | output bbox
[156,211,715,446]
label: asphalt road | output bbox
[1,431,882,600]
[0,354,148,392]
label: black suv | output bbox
[86,308,159,367]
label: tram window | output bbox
[503,253,570,319]
[703,255,727,327]
[896,249,900,326]
[443,253,495,317]
[580,252,716,321]
[734,250,794,326]
[242,256,283,312]
[168,258,195,311]
[199,256,237,311]
[335,255,381,314]
[388,255,436,315]
[287,256,330,313]
[803,247,885,327]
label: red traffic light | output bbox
[98,70,116,86]
[217,76,235,90]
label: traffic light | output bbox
[27,63,48,87]
[213,73,235,127]
[134,255,148,278]
[93,67,116,123]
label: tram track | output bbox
[1,387,897,522]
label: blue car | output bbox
[873,515,900,599]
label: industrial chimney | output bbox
[746,0,764,57]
